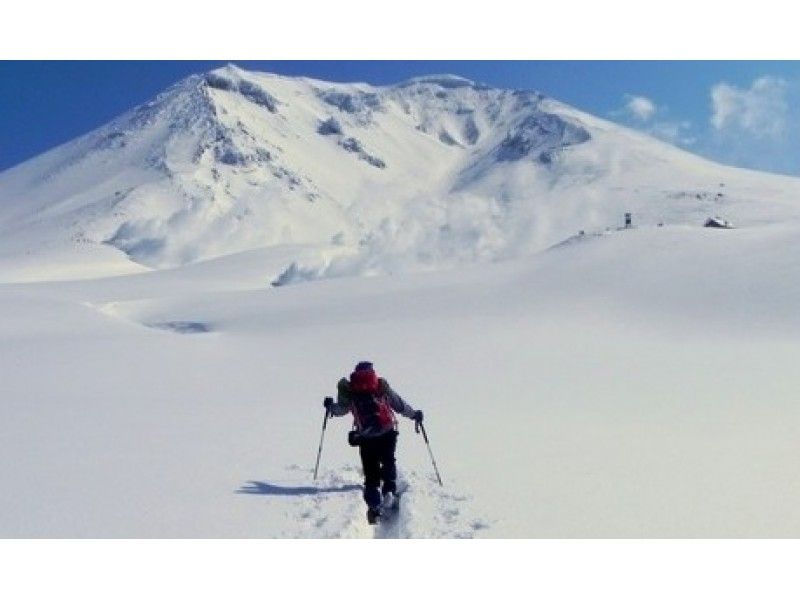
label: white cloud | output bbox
[612,94,695,146]
[610,76,798,175]
[624,95,657,121]
[710,76,788,139]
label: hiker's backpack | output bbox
[350,391,395,434]
[347,369,396,435]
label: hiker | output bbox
[323,361,423,524]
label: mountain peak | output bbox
[202,67,279,113]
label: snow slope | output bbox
[2,220,800,537]
[2,66,800,538]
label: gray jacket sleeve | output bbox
[327,378,354,417]
[384,384,417,419]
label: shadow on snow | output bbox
[237,481,362,496]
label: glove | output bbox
[413,410,423,423]
[323,397,334,410]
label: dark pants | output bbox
[358,431,398,507]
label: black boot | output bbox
[366,506,382,525]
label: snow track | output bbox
[240,467,490,539]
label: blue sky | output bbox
[2,61,800,175]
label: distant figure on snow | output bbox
[323,361,423,524]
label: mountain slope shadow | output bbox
[237,481,361,496]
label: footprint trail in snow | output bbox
[266,465,492,538]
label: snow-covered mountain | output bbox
[4,65,800,539]
[3,63,800,283]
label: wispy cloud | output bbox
[700,75,800,174]
[611,76,799,175]
[710,76,788,139]
[649,120,696,146]
[611,94,695,146]
[624,95,657,122]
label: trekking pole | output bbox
[313,403,331,481]
[416,420,443,487]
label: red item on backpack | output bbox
[374,399,394,429]
[350,369,379,394]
